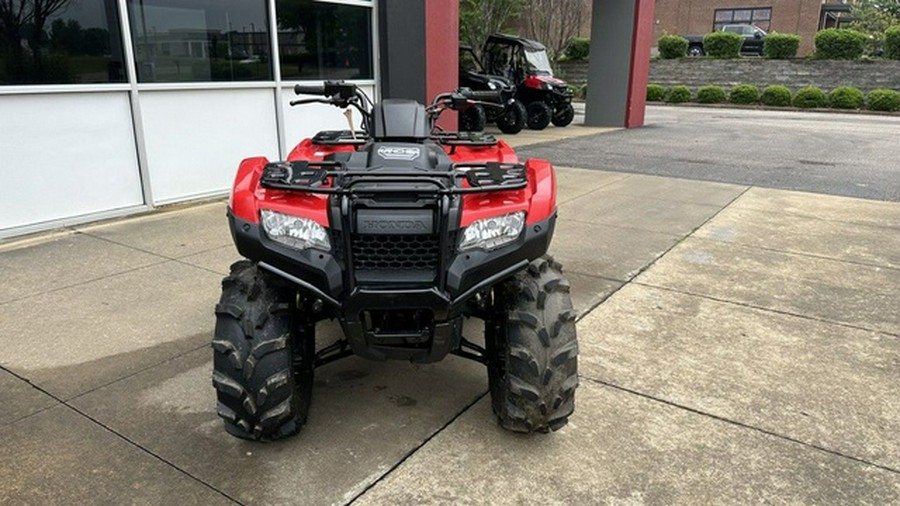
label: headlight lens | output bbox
[260,209,331,252]
[488,81,498,90]
[459,212,526,252]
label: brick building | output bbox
[650,0,853,55]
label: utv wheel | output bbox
[459,105,487,132]
[551,103,575,127]
[212,261,314,441]
[496,100,526,134]
[526,102,552,130]
[486,256,579,433]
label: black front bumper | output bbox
[228,209,555,362]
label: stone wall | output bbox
[558,59,900,93]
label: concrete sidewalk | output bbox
[1,137,899,503]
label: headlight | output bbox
[488,81,498,90]
[260,209,331,252]
[459,212,525,252]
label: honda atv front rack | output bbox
[312,130,369,145]
[259,161,528,195]
[432,131,498,146]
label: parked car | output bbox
[684,24,767,56]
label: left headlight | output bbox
[260,209,331,252]
[459,211,526,252]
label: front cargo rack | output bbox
[259,160,527,195]
[312,130,368,145]
[431,131,498,147]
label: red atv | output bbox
[214,81,578,440]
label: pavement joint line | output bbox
[0,341,212,427]
[1,400,61,428]
[555,172,633,205]
[558,216,686,239]
[65,342,213,402]
[76,228,232,263]
[581,376,900,476]
[687,234,900,273]
[711,195,900,231]
[344,390,490,506]
[0,257,172,307]
[0,363,245,505]
[573,186,752,322]
[631,281,900,339]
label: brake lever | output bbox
[289,97,334,107]
[468,99,506,111]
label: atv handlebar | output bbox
[460,89,504,103]
[293,84,327,96]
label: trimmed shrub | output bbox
[867,88,900,112]
[729,84,759,105]
[565,37,590,61]
[696,85,726,103]
[885,26,900,60]
[793,87,827,108]
[828,86,865,109]
[703,31,742,58]
[646,84,667,102]
[763,33,801,59]
[658,35,689,59]
[814,29,867,59]
[760,85,792,107]
[665,85,692,103]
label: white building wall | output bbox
[0,91,145,233]
[139,87,280,204]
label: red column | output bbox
[424,0,459,127]
[626,0,655,128]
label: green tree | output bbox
[849,0,900,54]
[460,0,526,58]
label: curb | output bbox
[647,102,900,117]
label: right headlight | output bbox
[459,212,526,252]
[260,209,331,252]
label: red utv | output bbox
[482,34,575,130]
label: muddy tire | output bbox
[496,100,526,134]
[525,101,552,130]
[486,256,578,433]
[212,261,313,441]
[459,104,487,132]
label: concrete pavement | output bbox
[1,116,899,505]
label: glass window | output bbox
[0,0,126,85]
[126,0,272,83]
[733,10,752,22]
[753,9,771,20]
[713,7,772,32]
[276,0,373,80]
[714,10,733,23]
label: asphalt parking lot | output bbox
[1,109,899,505]
[523,105,900,201]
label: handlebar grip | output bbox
[466,90,504,102]
[293,84,326,96]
